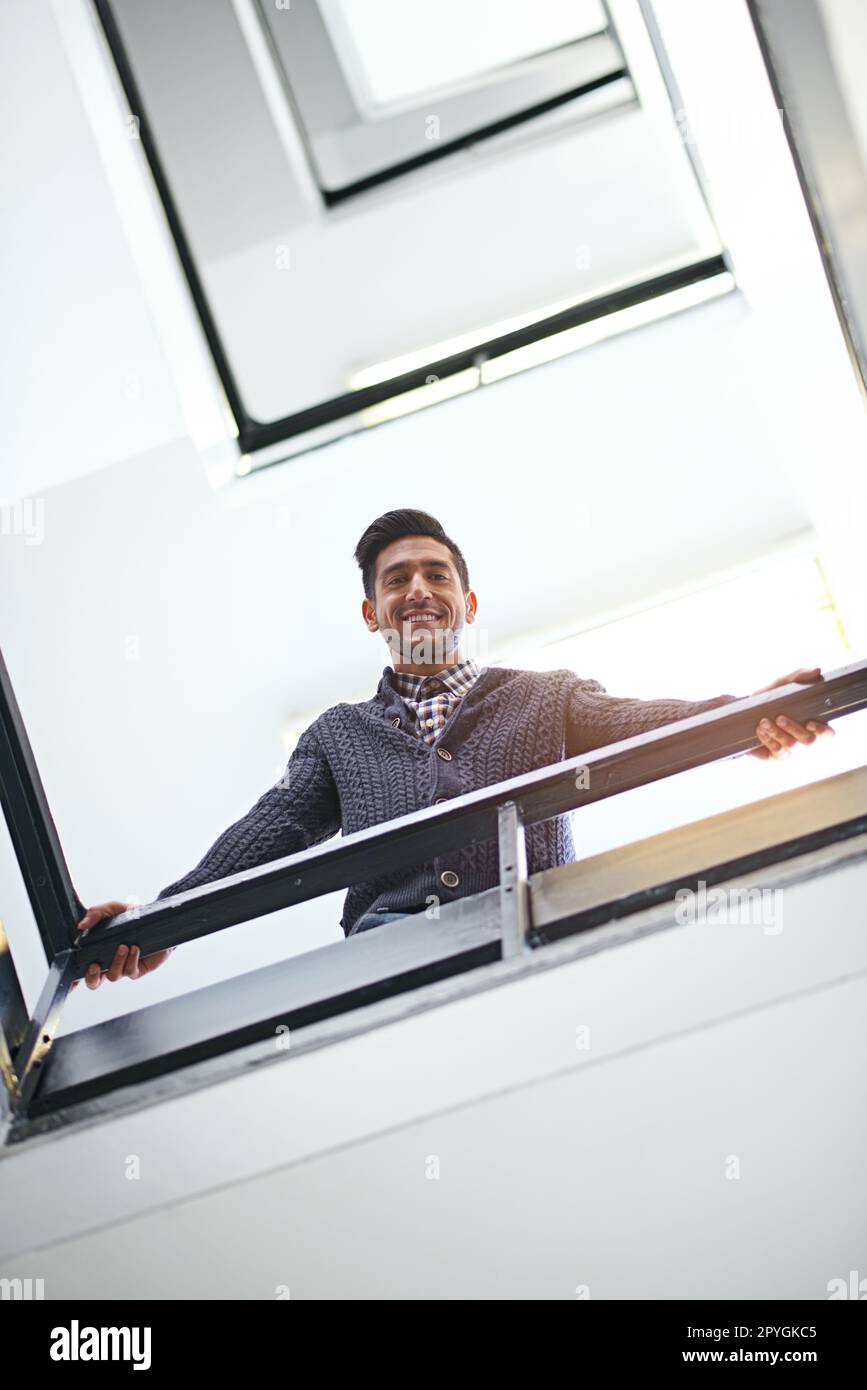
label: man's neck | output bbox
[393,648,468,678]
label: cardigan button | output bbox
[391,717,401,727]
[436,747,452,760]
[440,870,459,888]
[434,797,447,804]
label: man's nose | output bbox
[406,575,432,600]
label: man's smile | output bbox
[400,610,445,624]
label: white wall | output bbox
[2,845,865,1298]
[0,0,187,497]
[819,0,867,172]
[1,0,867,1025]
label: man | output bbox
[76,508,833,988]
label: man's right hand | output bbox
[72,901,173,991]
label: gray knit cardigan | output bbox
[156,664,735,935]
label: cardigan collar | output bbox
[374,660,495,723]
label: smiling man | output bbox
[76,508,833,987]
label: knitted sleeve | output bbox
[564,673,739,758]
[154,722,341,901]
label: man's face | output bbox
[362,535,476,667]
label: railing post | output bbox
[10,953,76,1116]
[0,647,85,958]
[498,801,531,957]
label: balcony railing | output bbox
[2,650,867,1135]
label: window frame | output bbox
[257,0,627,203]
[93,0,729,463]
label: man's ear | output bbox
[362,597,379,633]
[465,590,478,624]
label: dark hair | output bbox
[354,509,470,600]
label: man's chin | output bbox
[387,624,458,664]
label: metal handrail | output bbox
[72,659,867,972]
[5,655,867,1123]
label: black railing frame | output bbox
[3,642,867,1130]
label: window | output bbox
[503,544,867,857]
[97,0,728,460]
[260,0,624,200]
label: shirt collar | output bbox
[391,657,482,700]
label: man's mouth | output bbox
[400,611,443,625]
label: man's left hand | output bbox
[749,666,835,760]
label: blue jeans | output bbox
[350,907,423,936]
